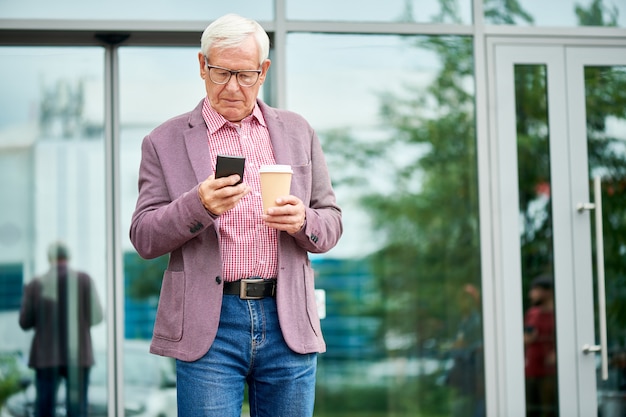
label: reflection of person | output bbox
[524,274,557,417]
[129,13,342,417]
[19,241,103,417]
[447,283,485,417]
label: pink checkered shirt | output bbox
[201,98,279,282]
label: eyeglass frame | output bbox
[203,57,262,87]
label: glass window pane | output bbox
[119,46,202,417]
[484,0,626,27]
[288,0,472,24]
[584,64,626,417]
[0,0,272,22]
[0,46,107,415]
[513,64,559,416]
[287,33,483,416]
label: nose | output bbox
[224,74,241,91]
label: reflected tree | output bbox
[324,33,480,415]
[586,64,626,364]
[575,0,619,26]
[578,1,626,353]
[484,0,534,24]
[514,64,553,284]
[324,0,625,354]
[368,33,480,355]
[317,0,623,414]
[320,1,531,414]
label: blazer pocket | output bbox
[291,163,312,205]
[153,270,185,342]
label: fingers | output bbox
[198,175,250,216]
[263,196,306,234]
[198,179,304,234]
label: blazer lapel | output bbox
[260,100,291,166]
[185,100,292,182]
[184,101,213,183]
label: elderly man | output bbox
[130,13,342,417]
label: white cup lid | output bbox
[259,164,292,173]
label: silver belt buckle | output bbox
[240,278,264,300]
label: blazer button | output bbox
[215,276,222,285]
[189,221,203,234]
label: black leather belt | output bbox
[223,278,277,300]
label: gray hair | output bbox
[200,14,270,66]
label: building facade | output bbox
[1,0,625,416]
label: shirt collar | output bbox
[202,97,267,135]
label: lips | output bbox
[220,98,243,106]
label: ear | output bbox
[198,52,208,79]
[259,59,271,84]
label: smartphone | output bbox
[215,154,245,185]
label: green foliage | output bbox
[318,8,626,417]
[575,0,619,26]
[483,0,534,24]
[361,34,482,351]
[0,354,30,408]
[512,64,554,280]
[584,65,626,345]
[315,374,452,417]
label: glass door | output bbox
[567,47,626,417]
[490,42,626,417]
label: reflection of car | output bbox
[1,340,177,417]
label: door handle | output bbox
[582,344,601,354]
[576,202,595,211]
[577,176,608,380]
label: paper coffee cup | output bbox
[259,165,292,213]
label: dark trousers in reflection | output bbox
[35,366,90,417]
[526,375,557,417]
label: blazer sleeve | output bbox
[18,281,37,330]
[129,130,215,260]
[288,121,343,254]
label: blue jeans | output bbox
[176,295,317,417]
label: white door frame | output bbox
[484,37,626,417]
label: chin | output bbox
[223,110,248,123]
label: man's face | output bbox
[529,286,551,306]
[198,35,271,123]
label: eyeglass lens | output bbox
[209,67,260,86]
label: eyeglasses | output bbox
[205,60,262,87]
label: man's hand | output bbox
[263,195,306,235]
[198,174,251,216]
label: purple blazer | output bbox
[19,264,104,368]
[130,99,342,361]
